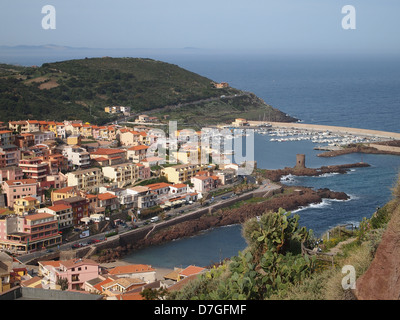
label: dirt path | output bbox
[328,237,357,255]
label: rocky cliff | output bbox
[355,203,400,300]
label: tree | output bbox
[57,276,69,291]
[140,287,168,300]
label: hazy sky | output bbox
[1,0,399,54]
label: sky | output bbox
[0,0,399,55]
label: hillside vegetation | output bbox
[0,57,294,125]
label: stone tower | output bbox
[295,154,306,169]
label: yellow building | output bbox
[0,252,13,293]
[67,135,82,145]
[14,196,40,215]
[51,186,79,203]
[66,167,104,192]
[47,121,57,137]
[161,163,206,184]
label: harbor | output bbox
[224,120,400,153]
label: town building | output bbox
[119,129,141,147]
[39,258,100,291]
[19,158,49,182]
[62,145,91,169]
[13,196,40,215]
[50,186,79,203]
[0,130,14,146]
[90,148,127,166]
[53,196,89,226]
[66,167,104,193]
[0,212,61,254]
[161,163,207,184]
[1,179,39,208]
[38,204,73,230]
[127,145,149,163]
[0,145,20,168]
[97,192,120,213]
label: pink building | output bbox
[0,166,23,182]
[136,163,151,180]
[19,158,49,182]
[1,179,39,208]
[39,258,100,291]
[0,212,61,253]
[191,175,214,193]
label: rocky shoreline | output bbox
[94,186,349,263]
[260,162,370,182]
[317,143,400,157]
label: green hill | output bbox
[0,57,295,125]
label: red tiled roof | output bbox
[128,145,149,151]
[91,148,125,155]
[22,196,38,201]
[179,265,206,277]
[171,183,187,189]
[61,258,98,269]
[4,179,37,186]
[147,182,172,190]
[108,264,155,275]
[120,291,144,300]
[52,186,76,194]
[39,261,61,268]
[192,175,212,181]
[97,193,117,201]
[47,204,72,212]
[24,213,54,221]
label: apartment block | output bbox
[0,212,61,254]
[1,179,39,208]
[102,163,139,188]
[66,167,104,193]
[38,204,73,230]
[62,145,91,169]
[19,158,48,182]
[161,163,207,184]
[0,145,20,168]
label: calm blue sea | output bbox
[3,51,400,268]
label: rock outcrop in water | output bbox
[261,162,370,182]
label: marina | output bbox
[226,121,400,151]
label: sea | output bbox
[3,50,400,269]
